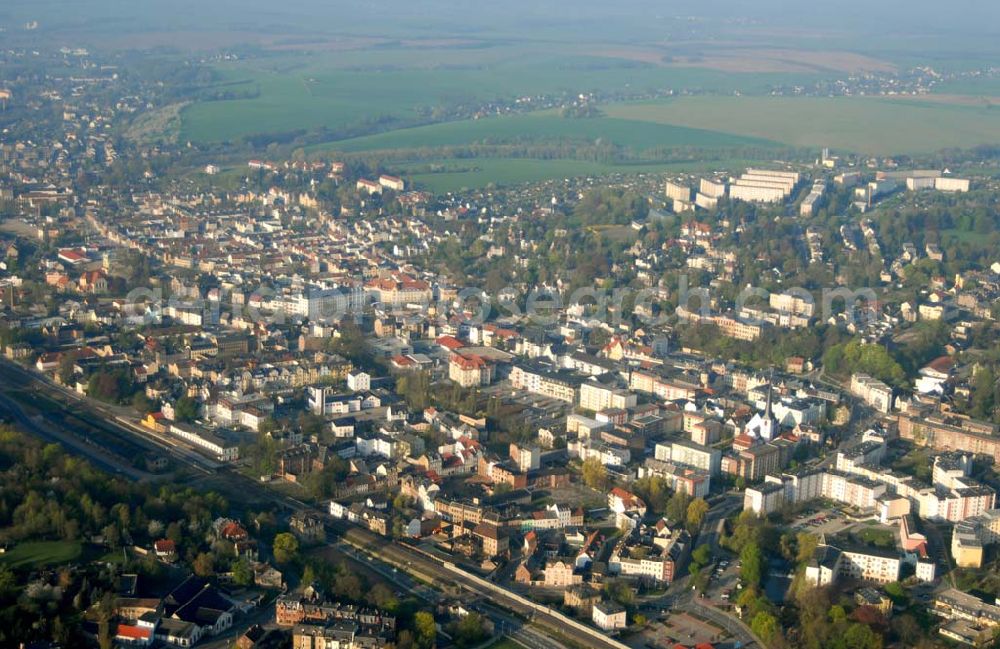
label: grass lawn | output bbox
[0,541,84,569]
[854,527,897,549]
[939,228,998,249]
[604,95,1000,154]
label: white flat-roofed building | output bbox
[657,439,721,476]
[800,181,826,216]
[579,381,637,412]
[770,291,816,317]
[835,172,862,187]
[952,510,1000,568]
[638,458,711,498]
[840,545,901,583]
[699,178,727,198]
[665,180,692,202]
[805,543,901,586]
[936,177,970,192]
[746,168,801,184]
[744,481,785,515]
[907,176,937,191]
[729,183,787,204]
[167,423,239,462]
[695,193,719,210]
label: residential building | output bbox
[898,412,1000,464]
[347,371,370,392]
[592,601,627,631]
[449,353,494,387]
[579,381,637,413]
[655,440,721,476]
[510,364,581,402]
[850,373,894,414]
[804,544,900,586]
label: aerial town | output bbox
[3,7,1000,649]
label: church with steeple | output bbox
[744,369,778,441]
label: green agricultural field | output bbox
[320,112,776,153]
[179,51,812,143]
[930,77,1000,97]
[0,541,83,569]
[603,96,1000,155]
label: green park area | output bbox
[0,541,84,569]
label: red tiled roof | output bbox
[437,335,465,350]
[451,353,486,370]
[154,539,175,553]
[609,487,644,509]
[116,624,152,640]
[926,356,954,373]
[58,248,86,261]
[221,521,247,539]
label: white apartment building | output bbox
[592,602,627,631]
[167,423,239,462]
[655,439,721,476]
[800,182,826,216]
[665,180,692,202]
[769,291,816,317]
[935,177,970,192]
[276,285,367,322]
[849,373,894,414]
[729,183,787,203]
[745,466,886,515]
[840,546,902,583]
[347,371,370,392]
[805,544,900,586]
[699,178,727,198]
[579,381,637,412]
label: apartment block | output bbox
[656,439,721,476]
[804,544,900,586]
[850,373,894,414]
[579,381,637,412]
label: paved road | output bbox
[689,597,762,648]
[640,493,759,649]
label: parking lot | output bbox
[788,509,857,537]
[703,556,741,603]
[633,611,730,648]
